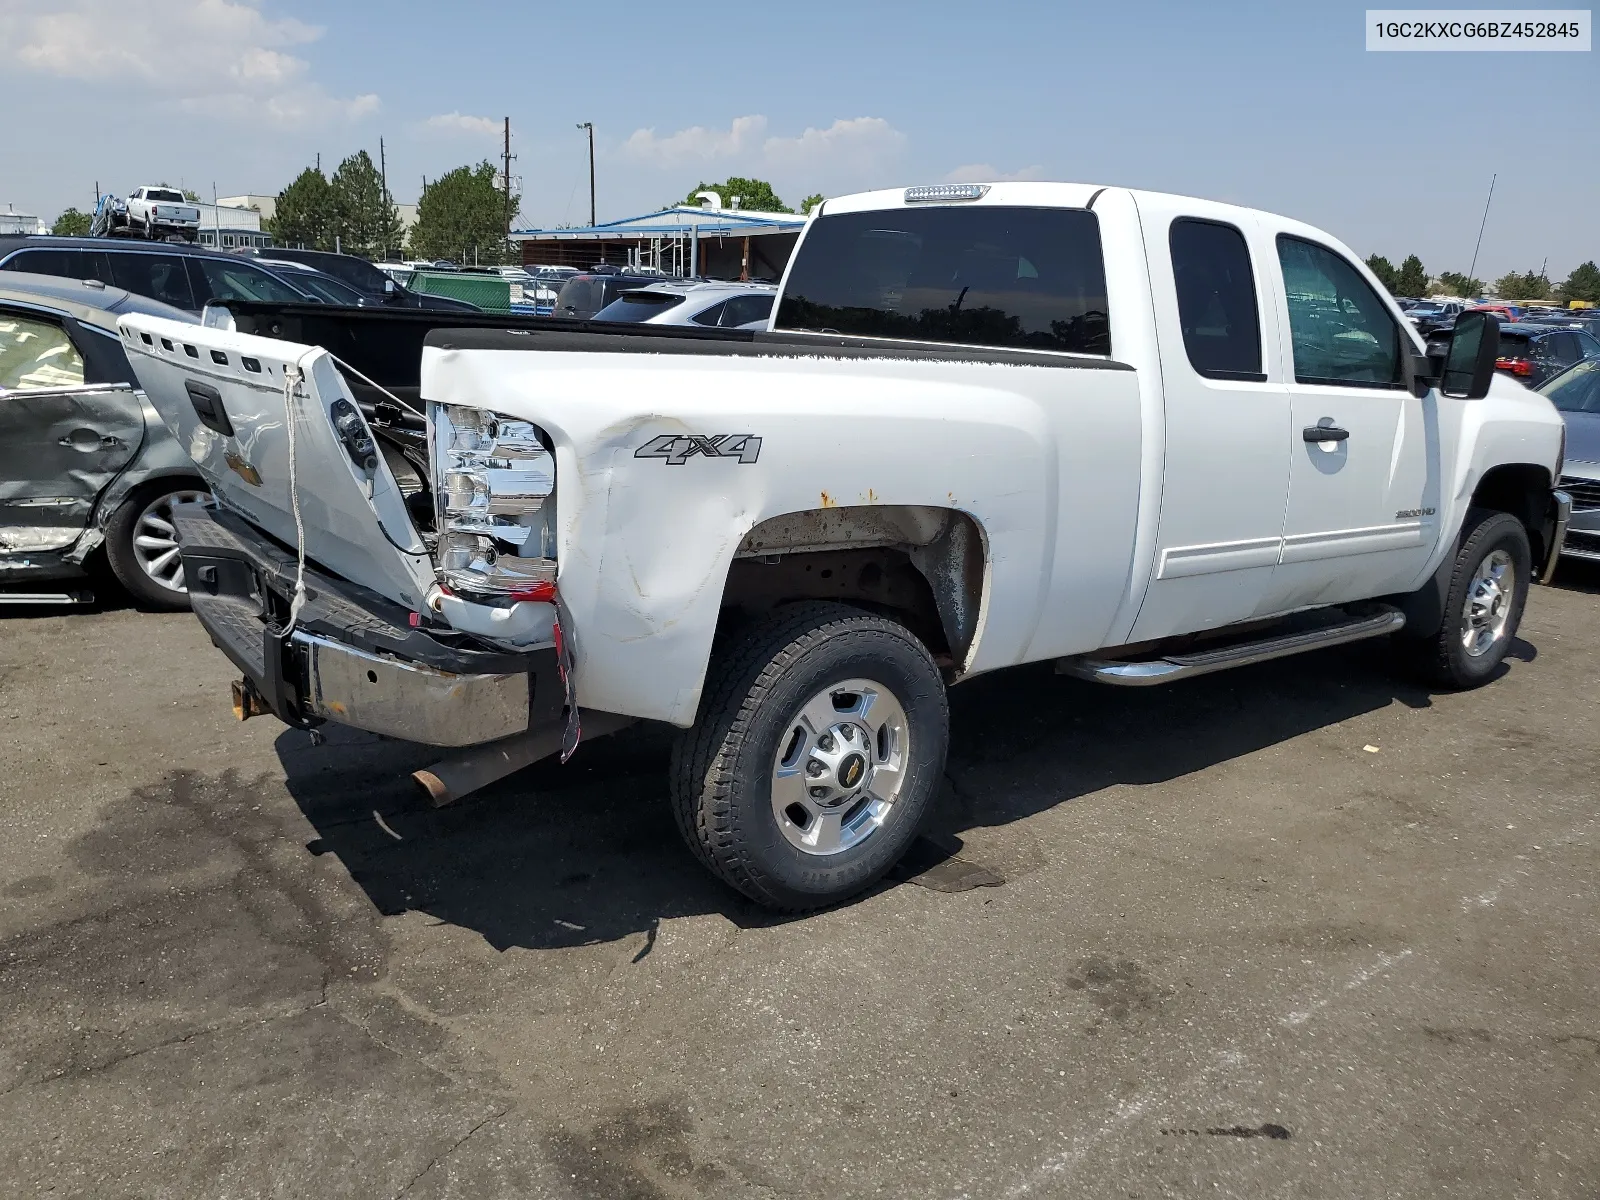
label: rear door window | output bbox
[1168,218,1264,380]
[1276,236,1402,387]
[776,205,1111,354]
[719,293,774,327]
[108,252,196,310]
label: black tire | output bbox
[103,480,207,611]
[1407,508,1531,689]
[670,602,949,911]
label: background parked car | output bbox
[0,273,209,608]
[240,248,480,311]
[1426,321,1600,388]
[253,258,373,306]
[1406,300,1463,336]
[0,236,317,313]
[551,269,664,319]
[592,280,777,328]
[1540,358,1600,562]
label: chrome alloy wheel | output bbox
[1462,549,1515,658]
[770,678,910,856]
[131,490,210,593]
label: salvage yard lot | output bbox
[2,566,1597,1199]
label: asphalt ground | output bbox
[1,561,1597,1199]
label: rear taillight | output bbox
[429,404,558,600]
[1495,357,1533,377]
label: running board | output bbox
[1057,606,1406,687]
[0,589,94,606]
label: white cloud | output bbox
[422,112,501,136]
[621,115,769,166]
[0,0,377,128]
[763,117,906,172]
[943,163,1047,183]
[616,114,907,200]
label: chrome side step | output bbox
[0,590,94,606]
[1057,606,1406,687]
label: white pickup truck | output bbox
[117,181,1571,910]
[125,187,201,242]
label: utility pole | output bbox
[502,117,515,260]
[576,122,595,226]
[212,181,220,249]
[1467,173,1495,291]
[379,136,390,260]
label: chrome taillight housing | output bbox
[429,403,557,600]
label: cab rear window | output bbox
[776,206,1111,355]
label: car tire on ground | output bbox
[670,602,950,911]
[1406,508,1532,689]
[103,480,210,611]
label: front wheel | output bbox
[1408,508,1531,688]
[671,603,949,911]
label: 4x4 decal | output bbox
[635,434,762,465]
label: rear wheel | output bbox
[1408,508,1531,688]
[104,481,210,610]
[671,603,949,910]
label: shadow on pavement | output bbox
[274,632,1488,954]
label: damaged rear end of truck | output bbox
[114,310,579,770]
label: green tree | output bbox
[52,207,91,236]
[1437,271,1483,298]
[1365,254,1398,292]
[330,150,403,260]
[409,162,518,265]
[683,177,791,213]
[1493,269,1552,302]
[800,193,825,214]
[267,166,337,250]
[1395,254,1428,297]
[1557,261,1600,305]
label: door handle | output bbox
[1303,424,1350,443]
[57,429,121,451]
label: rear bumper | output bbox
[173,503,562,747]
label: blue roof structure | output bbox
[511,205,807,242]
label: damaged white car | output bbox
[118,181,1570,909]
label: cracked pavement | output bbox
[1,562,1598,1198]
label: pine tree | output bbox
[1365,254,1398,292]
[1395,255,1428,297]
[268,167,336,251]
[1557,261,1600,305]
[330,151,403,260]
[408,162,518,265]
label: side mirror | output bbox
[384,278,396,294]
[1440,310,1500,399]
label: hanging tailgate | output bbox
[115,313,436,610]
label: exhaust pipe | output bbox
[412,710,635,807]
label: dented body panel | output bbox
[421,343,1144,724]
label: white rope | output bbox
[276,348,320,639]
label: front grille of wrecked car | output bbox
[1559,475,1600,512]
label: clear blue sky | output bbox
[1,0,1594,280]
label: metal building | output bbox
[510,204,807,280]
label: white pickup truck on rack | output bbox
[124,187,201,241]
[118,180,1571,910]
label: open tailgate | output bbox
[115,313,435,611]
